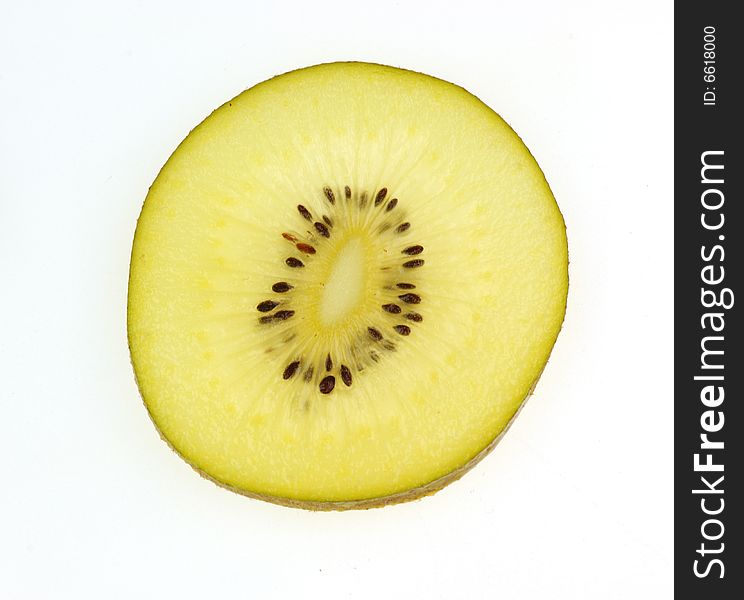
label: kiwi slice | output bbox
[127,62,568,510]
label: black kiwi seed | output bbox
[359,192,367,208]
[406,312,423,322]
[382,340,396,351]
[396,222,411,233]
[382,303,401,314]
[297,205,312,221]
[344,185,351,200]
[367,327,383,341]
[285,257,305,268]
[402,245,424,255]
[283,361,300,380]
[282,232,298,242]
[393,325,411,336]
[402,259,424,268]
[323,215,333,227]
[319,375,336,394]
[314,222,330,238]
[374,188,388,206]
[396,282,416,289]
[386,198,398,212]
[259,315,275,324]
[325,353,333,371]
[256,300,279,312]
[323,187,335,204]
[273,310,295,321]
[340,365,352,387]
[272,282,293,293]
[398,293,421,304]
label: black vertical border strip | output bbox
[675,4,741,597]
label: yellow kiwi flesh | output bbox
[127,62,568,509]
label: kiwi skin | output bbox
[128,62,569,510]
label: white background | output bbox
[0,1,673,598]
